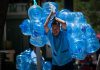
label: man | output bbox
[44,10,74,70]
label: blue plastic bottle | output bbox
[19,19,31,35]
[28,5,43,20]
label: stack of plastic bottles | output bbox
[59,12,100,60]
[16,49,51,70]
[19,0,100,68]
[16,49,37,70]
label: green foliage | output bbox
[74,0,100,33]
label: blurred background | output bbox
[0,0,100,70]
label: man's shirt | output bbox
[46,29,72,66]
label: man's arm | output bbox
[55,17,67,30]
[44,11,54,33]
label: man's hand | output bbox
[55,17,66,30]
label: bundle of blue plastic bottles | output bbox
[16,49,37,70]
[16,48,52,70]
[19,0,100,63]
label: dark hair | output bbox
[51,17,60,26]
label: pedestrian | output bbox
[44,10,74,70]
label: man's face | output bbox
[52,24,60,36]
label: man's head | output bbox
[51,19,60,36]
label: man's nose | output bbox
[54,28,58,31]
[54,27,57,30]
